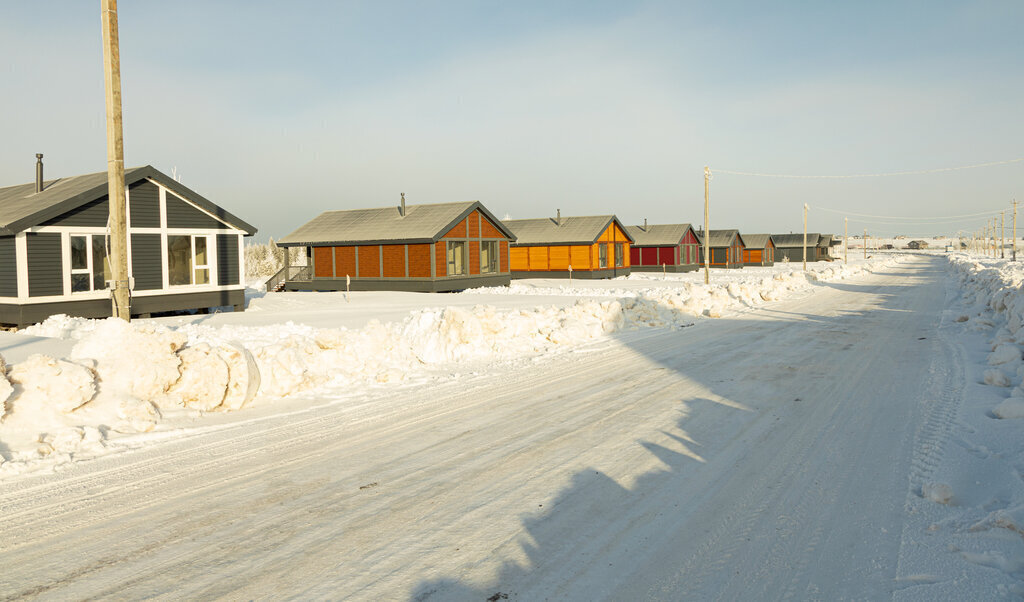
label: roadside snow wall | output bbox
[1,256,898,474]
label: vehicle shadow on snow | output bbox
[409,261,938,601]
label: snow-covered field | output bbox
[0,251,1022,598]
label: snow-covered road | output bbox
[0,256,962,599]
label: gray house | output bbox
[0,163,256,328]
[771,233,820,263]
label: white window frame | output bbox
[69,233,109,294]
[168,233,213,287]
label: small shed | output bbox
[276,200,516,292]
[696,229,747,269]
[741,234,776,267]
[503,214,632,279]
[0,161,256,328]
[771,233,820,263]
[624,222,700,272]
[906,240,929,250]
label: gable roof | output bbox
[818,234,838,247]
[771,233,820,248]
[503,215,633,246]
[695,229,745,248]
[741,234,774,249]
[277,200,515,246]
[625,223,694,247]
[0,165,257,236]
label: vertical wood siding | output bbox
[382,244,405,278]
[129,180,161,228]
[314,247,333,277]
[434,241,446,276]
[358,245,380,278]
[469,241,480,274]
[131,233,164,290]
[26,233,62,297]
[334,246,356,277]
[0,236,16,296]
[216,234,240,286]
[509,247,529,271]
[408,244,431,277]
[500,241,509,273]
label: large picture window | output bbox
[168,235,211,286]
[447,241,467,276]
[615,243,624,267]
[70,234,111,293]
[480,241,498,274]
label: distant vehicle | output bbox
[881,244,895,249]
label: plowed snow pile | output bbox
[0,256,898,476]
[894,254,1024,598]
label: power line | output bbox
[813,206,1004,220]
[713,157,1024,179]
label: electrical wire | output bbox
[712,157,1024,179]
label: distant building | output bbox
[696,229,746,269]
[624,222,700,272]
[741,234,776,267]
[503,214,632,279]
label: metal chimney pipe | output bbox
[557,208,561,226]
[35,153,43,193]
[400,192,406,217]
[643,218,647,230]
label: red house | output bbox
[625,223,700,272]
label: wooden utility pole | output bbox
[802,204,808,271]
[101,0,130,321]
[703,166,710,284]
[844,217,848,264]
[1013,200,1018,261]
[1001,211,1006,259]
[863,229,867,259]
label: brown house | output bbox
[741,234,776,266]
[277,200,516,292]
[503,214,633,279]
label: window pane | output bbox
[481,241,497,274]
[70,236,88,270]
[168,235,192,285]
[195,236,208,266]
[615,243,624,267]
[194,268,210,285]
[92,236,110,290]
[71,273,90,293]
[599,243,608,268]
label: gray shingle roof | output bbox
[503,215,632,246]
[625,223,694,247]
[277,201,515,246]
[771,233,820,248]
[694,229,744,248]
[0,165,256,235]
[741,234,773,249]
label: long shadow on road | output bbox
[409,257,946,600]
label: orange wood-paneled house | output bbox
[277,200,516,292]
[625,222,701,272]
[696,229,747,269]
[502,214,633,279]
[741,234,776,267]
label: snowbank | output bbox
[0,255,900,476]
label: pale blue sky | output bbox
[2,1,1021,240]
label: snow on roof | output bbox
[625,223,694,247]
[503,215,632,246]
[278,200,515,246]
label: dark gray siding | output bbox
[0,237,16,297]
[26,233,63,297]
[216,234,239,286]
[131,233,163,290]
[129,180,161,228]
[166,193,230,229]
[776,248,816,263]
[41,196,110,227]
